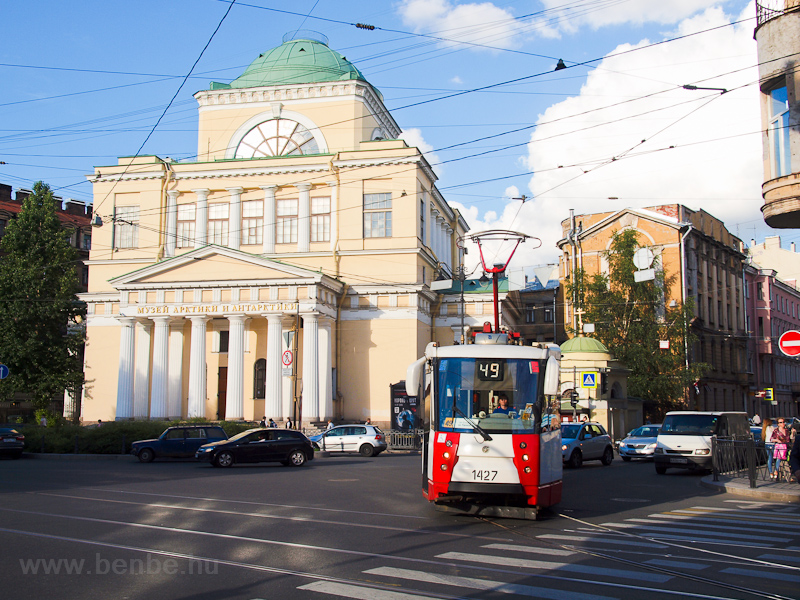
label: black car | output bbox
[132,425,228,463]
[0,428,25,459]
[195,428,314,468]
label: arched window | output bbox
[254,359,266,399]
[235,118,320,158]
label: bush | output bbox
[22,420,256,454]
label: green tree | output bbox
[568,229,707,417]
[0,181,85,411]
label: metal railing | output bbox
[387,429,423,451]
[756,0,799,28]
[712,437,775,487]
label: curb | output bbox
[23,453,134,461]
[700,476,800,503]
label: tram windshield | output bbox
[435,357,543,434]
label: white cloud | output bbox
[482,4,763,266]
[399,128,443,175]
[540,0,729,30]
[450,75,463,84]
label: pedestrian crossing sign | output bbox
[581,372,597,388]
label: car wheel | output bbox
[288,450,307,467]
[601,447,614,466]
[655,465,667,475]
[359,444,375,457]
[138,448,155,463]
[214,451,234,468]
[568,450,582,469]
[621,456,631,462]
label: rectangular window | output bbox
[543,307,554,323]
[276,199,298,244]
[311,196,330,242]
[525,304,535,323]
[82,233,91,250]
[219,330,229,353]
[115,205,139,249]
[769,85,791,178]
[364,193,392,238]
[208,203,229,246]
[757,282,763,300]
[242,200,263,246]
[177,204,196,248]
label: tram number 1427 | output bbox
[472,469,498,481]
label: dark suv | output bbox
[132,425,228,463]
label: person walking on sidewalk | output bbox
[770,419,791,481]
[790,424,800,485]
[762,419,775,477]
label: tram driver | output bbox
[492,393,513,415]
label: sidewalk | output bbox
[701,473,800,503]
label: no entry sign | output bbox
[778,330,800,356]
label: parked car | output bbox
[0,428,25,459]
[131,425,228,463]
[309,424,387,457]
[617,425,661,461]
[195,428,314,468]
[561,422,614,468]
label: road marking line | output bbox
[757,554,800,564]
[645,559,709,571]
[436,552,672,583]
[721,567,800,584]
[603,521,778,542]
[482,543,575,557]
[298,581,442,600]
[537,534,668,548]
[648,513,800,531]
[364,566,618,600]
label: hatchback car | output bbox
[309,424,387,457]
[132,425,228,463]
[195,428,314,468]
[0,428,25,459]
[618,424,661,461]
[561,422,614,468]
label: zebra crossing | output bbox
[295,502,800,600]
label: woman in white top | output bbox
[762,418,775,477]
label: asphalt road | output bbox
[1,452,798,600]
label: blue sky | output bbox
[1,0,772,268]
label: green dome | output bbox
[560,336,609,354]
[224,39,367,89]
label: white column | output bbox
[319,318,333,420]
[436,215,445,260]
[187,316,209,418]
[168,319,184,419]
[296,183,311,253]
[261,185,277,254]
[225,315,246,420]
[424,193,431,249]
[192,188,209,248]
[134,320,152,419]
[115,317,136,420]
[302,313,319,420]
[327,181,338,252]
[227,187,243,250]
[282,320,295,420]
[165,190,179,258]
[149,316,170,419]
[446,227,454,268]
[265,314,284,419]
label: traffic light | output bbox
[601,374,608,395]
[570,391,579,408]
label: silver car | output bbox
[618,424,661,461]
[310,424,388,457]
[561,422,614,468]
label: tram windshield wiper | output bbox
[451,400,492,442]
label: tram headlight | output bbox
[519,442,527,449]
[443,451,450,459]
[521,454,529,461]
[523,466,531,473]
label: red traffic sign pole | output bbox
[778,330,800,356]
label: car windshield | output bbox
[630,426,660,437]
[561,424,581,439]
[660,415,717,435]
[227,430,257,442]
[435,356,543,434]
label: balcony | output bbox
[762,172,800,228]
[757,0,799,28]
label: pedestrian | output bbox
[790,424,800,485]
[752,413,762,426]
[365,418,371,425]
[268,418,277,428]
[326,420,334,430]
[285,418,292,429]
[39,415,47,427]
[770,418,791,481]
[762,418,775,477]
[259,416,266,428]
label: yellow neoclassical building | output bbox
[80,34,468,426]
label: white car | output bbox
[618,425,661,461]
[309,425,388,457]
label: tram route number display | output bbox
[472,469,498,481]
[476,358,504,381]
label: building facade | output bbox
[557,205,751,413]
[80,36,467,426]
[755,1,800,227]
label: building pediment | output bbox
[109,245,341,291]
